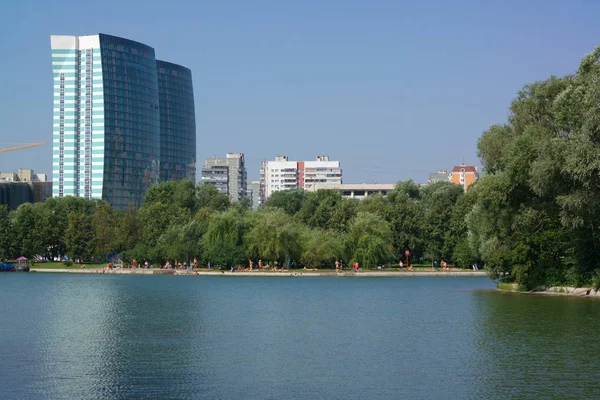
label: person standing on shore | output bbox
[335,259,340,272]
[399,260,403,270]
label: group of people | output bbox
[334,259,361,273]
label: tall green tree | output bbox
[203,209,246,268]
[344,212,392,267]
[65,210,94,262]
[245,207,303,264]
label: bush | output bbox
[63,260,73,267]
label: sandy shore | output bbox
[30,268,488,277]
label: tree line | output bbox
[471,45,600,289]
[0,180,474,269]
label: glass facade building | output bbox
[157,61,196,182]
[50,34,195,210]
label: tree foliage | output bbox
[471,46,600,288]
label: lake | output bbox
[1,274,599,399]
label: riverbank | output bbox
[498,283,600,297]
[30,268,488,277]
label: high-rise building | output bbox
[260,155,342,200]
[451,164,479,191]
[247,180,261,209]
[50,34,195,210]
[157,60,196,182]
[201,153,247,202]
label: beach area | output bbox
[30,268,488,277]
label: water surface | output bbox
[1,274,598,399]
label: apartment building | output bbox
[260,155,342,200]
[201,153,247,202]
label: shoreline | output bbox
[29,268,488,277]
[498,284,600,298]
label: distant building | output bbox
[260,155,342,200]
[0,182,33,210]
[18,169,39,182]
[0,169,52,209]
[428,170,449,184]
[0,172,19,182]
[451,164,479,191]
[201,153,247,202]
[247,180,261,209]
[307,183,395,200]
[32,181,53,203]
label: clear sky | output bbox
[1,0,599,183]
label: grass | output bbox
[498,282,517,291]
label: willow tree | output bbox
[472,46,600,288]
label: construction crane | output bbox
[0,142,47,153]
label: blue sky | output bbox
[1,0,599,183]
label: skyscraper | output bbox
[157,60,196,182]
[50,34,195,210]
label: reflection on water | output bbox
[473,291,600,399]
[1,274,598,399]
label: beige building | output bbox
[307,183,395,200]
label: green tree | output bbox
[265,189,307,215]
[92,201,116,259]
[245,207,303,265]
[0,205,11,260]
[344,212,392,268]
[202,209,246,268]
[300,228,344,268]
[196,183,230,211]
[65,210,94,262]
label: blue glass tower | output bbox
[51,34,195,209]
[157,60,196,182]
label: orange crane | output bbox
[0,142,47,153]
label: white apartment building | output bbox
[260,155,342,200]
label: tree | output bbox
[0,205,11,260]
[420,182,464,262]
[470,45,600,288]
[300,228,344,268]
[65,210,94,262]
[265,189,307,215]
[344,212,392,268]
[202,209,246,268]
[245,207,302,265]
[196,183,230,211]
[296,190,357,231]
[92,201,116,259]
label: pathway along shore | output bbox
[30,268,488,277]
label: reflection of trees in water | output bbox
[473,291,600,399]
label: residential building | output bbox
[260,155,342,200]
[201,153,247,202]
[451,164,479,191]
[247,180,261,209]
[201,165,229,196]
[302,155,343,191]
[51,34,196,210]
[157,60,196,182]
[428,170,449,184]
[307,183,395,200]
